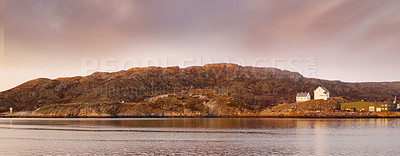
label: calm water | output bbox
[0,118,399,155]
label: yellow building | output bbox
[341,101,396,112]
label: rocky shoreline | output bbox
[2,96,399,118]
[3,111,400,118]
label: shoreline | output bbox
[2,112,400,118]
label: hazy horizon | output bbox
[1,0,400,91]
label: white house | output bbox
[296,92,310,102]
[314,86,330,100]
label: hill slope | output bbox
[30,93,255,117]
[1,63,399,112]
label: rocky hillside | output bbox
[265,97,345,114]
[1,63,400,112]
[30,92,255,117]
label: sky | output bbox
[0,0,400,91]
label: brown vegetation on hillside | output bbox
[1,63,400,112]
[265,97,345,114]
[30,91,255,117]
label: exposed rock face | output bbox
[30,95,255,117]
[1,63,400,112]
[31,103,121,117]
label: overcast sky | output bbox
[1,0,400,91]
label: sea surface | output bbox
[0,118,399,155]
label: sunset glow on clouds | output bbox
[1,0,400,91]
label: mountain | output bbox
[1,63,399,112]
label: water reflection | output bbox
[0,118,399,155]
[0,118,399,129]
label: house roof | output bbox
[296,92,309,97]
[315,86,329,92]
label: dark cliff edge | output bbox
[1,63,400,117]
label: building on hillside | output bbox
[296,92,310,102]
[314,86,330,100]
[397,103,400,111]
[394,96,400,110]
[341,101,396,112]
[215,89,223,94]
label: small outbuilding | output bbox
[296,92,310,102]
